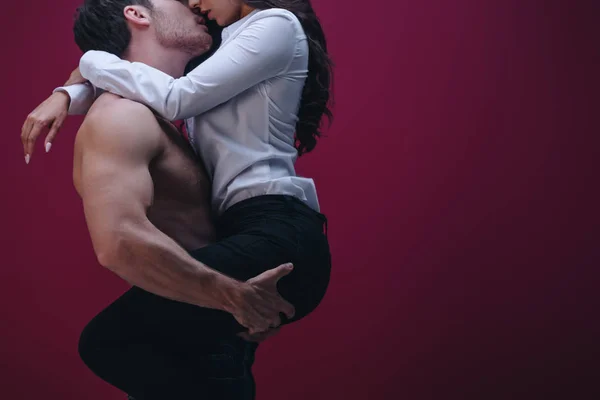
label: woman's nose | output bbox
[188,1,200,9]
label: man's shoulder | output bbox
[86,93,155,129]
[77,94,162,150]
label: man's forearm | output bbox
[98,220,239,312]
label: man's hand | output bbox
[238,327,281,343]
[21,91,69,163]
[226,263,296,335]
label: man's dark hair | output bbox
[73,0,154,56]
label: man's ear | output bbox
[123,5,151,28]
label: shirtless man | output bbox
[73,96,292,330]
[54,0,294,398]
[74,93,286,398]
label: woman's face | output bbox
[188,0,245,27]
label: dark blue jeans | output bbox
[78,195,331,400]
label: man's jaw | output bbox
[122,42,194,78]
[195,14,208,26]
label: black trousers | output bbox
[77,195,331,400]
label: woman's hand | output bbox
[21,68,87,164]
[225,263,296,335]
[21,91,70,163]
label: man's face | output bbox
[149,0,213,57]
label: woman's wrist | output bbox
[51,90,71,108]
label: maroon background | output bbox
[1,1,599,399]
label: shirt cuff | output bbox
[53,83,96,115]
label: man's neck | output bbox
[122,41,189,78]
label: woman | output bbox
[22,0,333,398]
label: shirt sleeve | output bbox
[79,13,299,121]
[53,83,98,115]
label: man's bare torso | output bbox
[73,94,215,251]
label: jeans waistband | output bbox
[219,194,328,233]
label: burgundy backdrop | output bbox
[1,1,598,399]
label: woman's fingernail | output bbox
[45,142,52,153]
[25,155,30,164]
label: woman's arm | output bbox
[53,67,99,115]
[79,11,302,121]
[53,83,97,115]
[21,69,98,160]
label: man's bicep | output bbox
[79,138,154,256]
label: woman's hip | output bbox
[190,195,332,321]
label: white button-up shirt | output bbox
[57,8,319,215]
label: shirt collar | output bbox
[221,9,260,42]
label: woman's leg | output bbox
[78,195,331,399]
